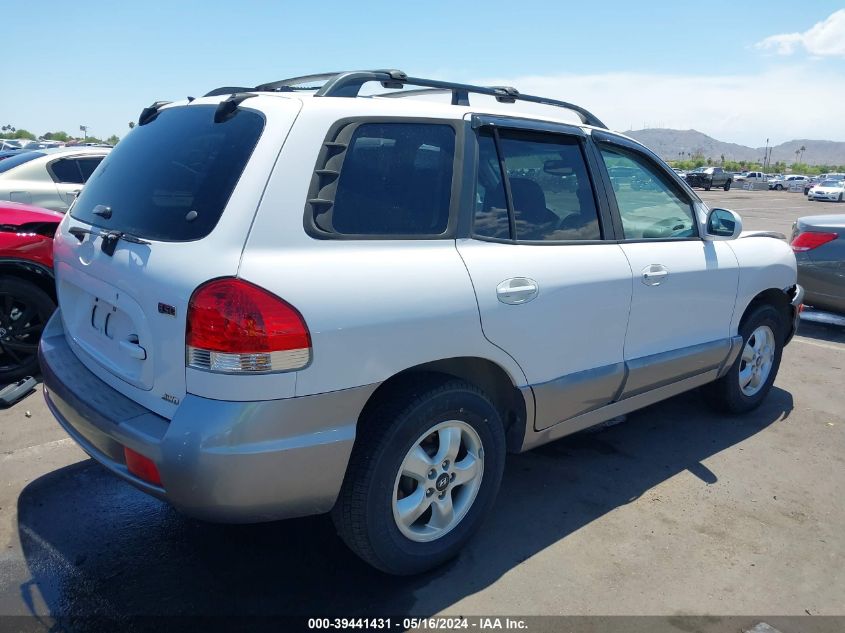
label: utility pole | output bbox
[79,125,88,140]
[763,138,769,172]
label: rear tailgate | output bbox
[52,96,302,419]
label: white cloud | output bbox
[465,68,845,146]
[755,9,845,57]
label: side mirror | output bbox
[705,208,742,240]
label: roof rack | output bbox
[203,69,608,129]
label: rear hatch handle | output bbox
[119,338,147,360]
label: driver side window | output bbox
[599,146,697,239]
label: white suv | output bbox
[39,70,803,575]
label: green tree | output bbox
[42,131,70,142]
[106,135,120,146]
[11,129,36,140]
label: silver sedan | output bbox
[0,146,110,212]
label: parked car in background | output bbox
[19,141,63,150]
[804,174,845,196]
[0,149,33,162]
[684,166,732,190]
[0,201,61,380]
[0,146,110,212]
[0,140,22,151]
[808,179,845,202]
[743,171,767,183]
[39,69,802,576]
[805,177,822,195]
[792,215,845,315]
[769,175,809,191]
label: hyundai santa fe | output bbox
[39,69,802,575]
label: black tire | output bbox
[704,184,712,191]
[723,180,732,191]
[0,277,55,382]
[838,193,843,203]
[703,303,785,414]
[332,376,506,575]
[774,184,783,191]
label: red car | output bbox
[0,201,62,381]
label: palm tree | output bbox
[800,145,806,162]
[795,149,800,164]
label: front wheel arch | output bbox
[738,288,792,342]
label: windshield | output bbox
[0,151,43,174]
[820,180,840,187]
[691,167,710,173]
[71,105,264,242]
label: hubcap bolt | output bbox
[450,472,456,481]
[438,492,446,500]
[442,460,450,470]
[426,488,434,497]
[428,469,437,479]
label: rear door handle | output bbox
[641,264,669,286]
[497,278,539,304]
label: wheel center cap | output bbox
[435,473,450,492]
[0,328,6,338]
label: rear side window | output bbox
[71,105,264,242]
[473,128,601,242]
[50,158,85,184]
[309,122,455,237]
[77,157,103,182]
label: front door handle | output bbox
[497,277,539,304]
[641,264,669,286]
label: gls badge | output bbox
[162,393,180,405]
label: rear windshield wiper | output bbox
[68,226,151,256]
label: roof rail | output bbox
[203,69,608,129]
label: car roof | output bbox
[166,91,639,149]
[37,146,111,156]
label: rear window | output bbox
[71,105,264,242]
[0,151,44,174]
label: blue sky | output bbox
[2,1,844,145]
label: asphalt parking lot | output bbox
[0,188,843,631]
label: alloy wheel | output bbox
[392,420,484,543]
[0,292,45,374]
[739,325,776,397]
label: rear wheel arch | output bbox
[356,357,529,454]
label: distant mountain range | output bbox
[623,129,845,166]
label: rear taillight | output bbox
[186,278,311,373]
[790,231,838,252]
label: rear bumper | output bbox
[39,310,376,523]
